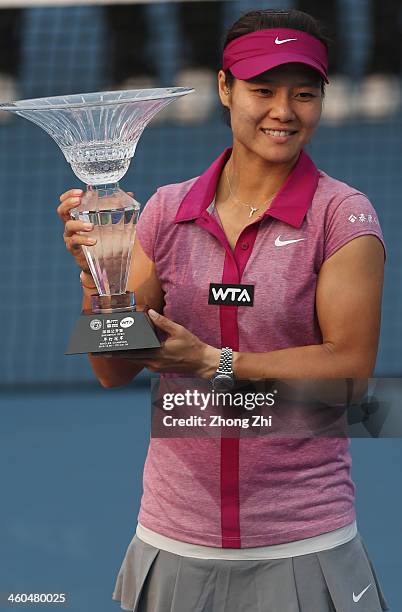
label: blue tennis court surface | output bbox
[0,385,150,611]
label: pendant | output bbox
[249,207,258,218]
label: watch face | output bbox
[212,374,234,391]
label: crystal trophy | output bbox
[0,87,193,354]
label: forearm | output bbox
[233,342,374,380]
[81,272,143,388]
[89,354,143,388]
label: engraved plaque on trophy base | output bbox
[66,298,160,354]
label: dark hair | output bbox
[221,9,332,126]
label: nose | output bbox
[267,90,296,123]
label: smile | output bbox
[261,128,298,137]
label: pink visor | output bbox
[223,28,329,84]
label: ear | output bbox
[218,70,231,108]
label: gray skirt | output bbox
[112,532,390,612]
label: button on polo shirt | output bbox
[135,147,385,548]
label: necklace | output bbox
[225,165,277,218]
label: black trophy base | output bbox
[66,310,160,355]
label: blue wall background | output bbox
[0,0,401,384]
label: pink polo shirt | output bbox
[135,148,385,548]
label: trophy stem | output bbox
[87,182,120,196]
[91,291,136,314]
[74,186,140,297]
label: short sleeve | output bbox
[324,193,386,261]
[135,190,162,261]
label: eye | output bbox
[295,92,317,100]
[254,88,272,96]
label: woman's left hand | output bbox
[122,309,220,378]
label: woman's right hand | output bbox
[57,188,97,273]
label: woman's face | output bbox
[218,63,323,166]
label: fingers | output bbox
[148,310,182,335]
[64,219,94,237]
[59,188,83,203]
[64,220,96,251]
[64,232,97,250]
[57,189,83,222]
[65,234,97,250]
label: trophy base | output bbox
[65,300,160,354]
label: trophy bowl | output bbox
[0,87,194,354]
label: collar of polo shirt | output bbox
[174,147,320,229]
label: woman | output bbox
[57,9,389,612]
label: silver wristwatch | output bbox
[211,347,235,390]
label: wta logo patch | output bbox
[208,283,254,306]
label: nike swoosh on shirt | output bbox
[275,36,298,45]
[353,583,372,603]
[274,236,306,247]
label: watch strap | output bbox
[217,347,233,374]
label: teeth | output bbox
[263,129,294,137]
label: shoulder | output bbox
[313,171,384,261]
[135,176,199,261]
[315,170,374,210]
[140,176,199,224]
[313,169,381,228]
